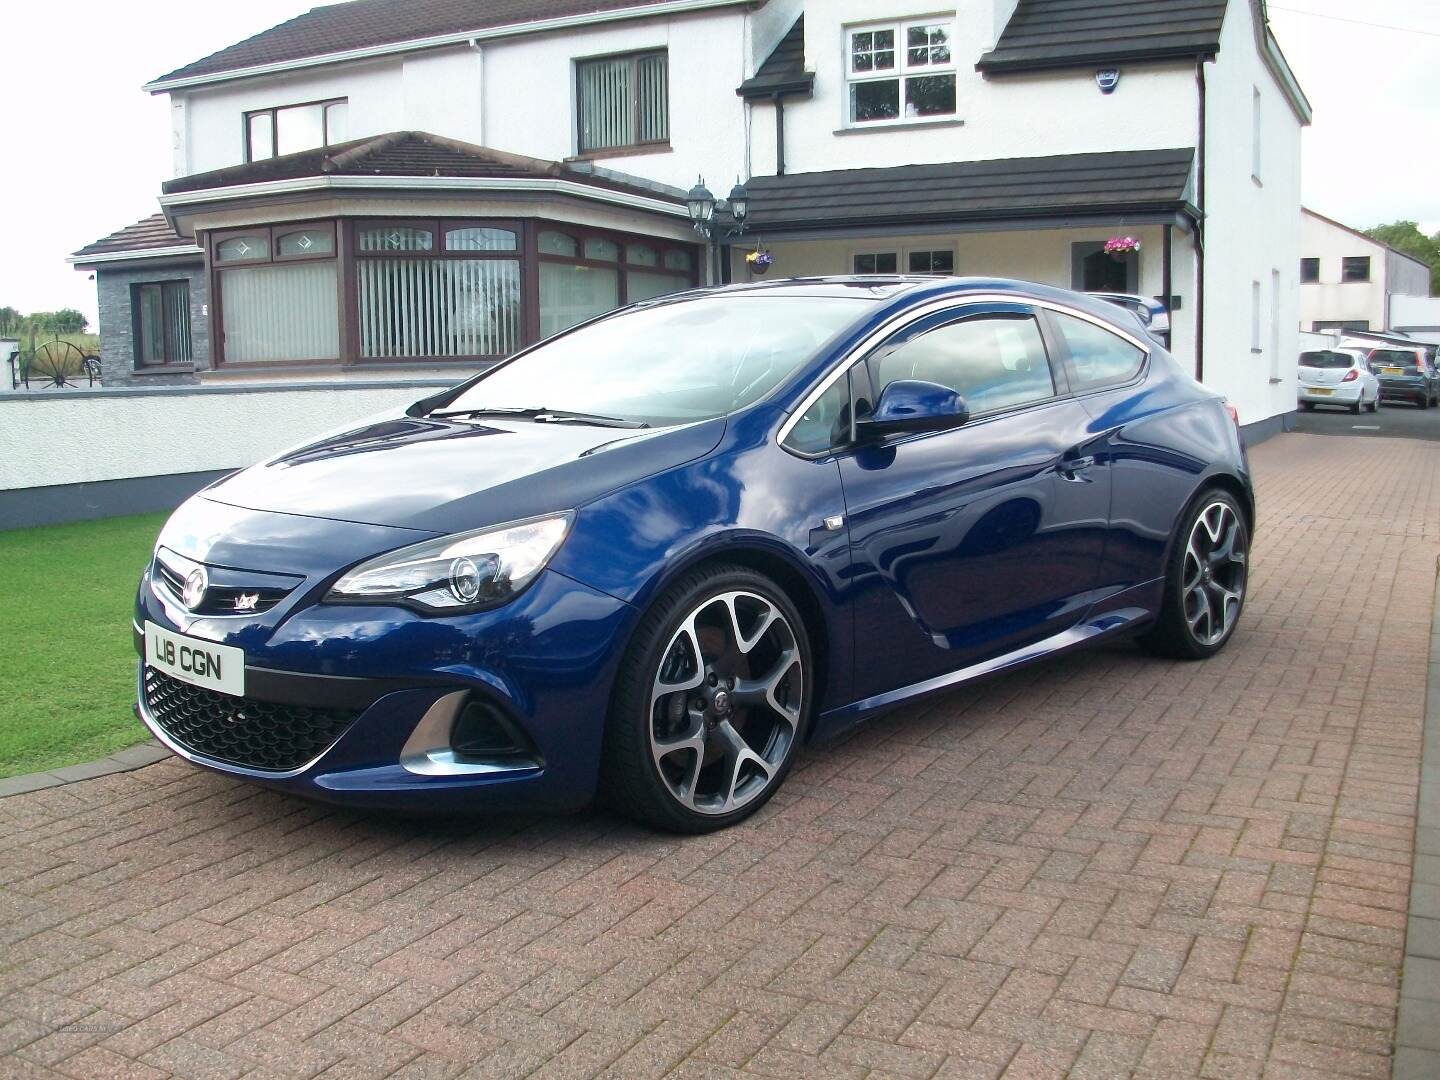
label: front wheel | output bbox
[602,565,811,833]
[1138,490,1249,660]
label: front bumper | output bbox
[134,567,637,811]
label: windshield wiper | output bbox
[431,407,647,429]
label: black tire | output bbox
[1300,401,1315,411]
[1138,488,1249,661]
[601,563,812,833]
[1350,399,1362,415]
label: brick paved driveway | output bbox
[3,432,1438,1080]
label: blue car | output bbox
[134,276,1252,832]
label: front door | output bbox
[836,302,1110,701]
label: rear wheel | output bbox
[1350,399,1362,415]
[1138,490,1249,660]
[602,565,811,833]
[1301,401,1315,412]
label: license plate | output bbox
[1380,367,1404,375]
[1308,388,1333,396]
[145,621,245,696]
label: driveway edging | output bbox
[1395,562,1440,1078]
[0,739,169,798]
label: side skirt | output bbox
[810,603,1154,742]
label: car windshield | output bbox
[444,295,876,426]
[1299,351,1354,370]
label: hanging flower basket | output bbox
[746,249,774,276]
[1104,236,1142,261]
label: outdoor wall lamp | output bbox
[687,177,751,283]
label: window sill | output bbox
[1250,348,1264,355]
[1268,377,1284,384]
[132,365,196,376]
[1252,175,1263,188]
[568,143,673,162]
[834,118,965,136]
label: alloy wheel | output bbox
[1182,502,1247,647]
[648,590,802,815]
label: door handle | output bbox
[1058,454,1096,481]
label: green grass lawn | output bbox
[0,513,168,777]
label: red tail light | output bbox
[1342,369,1360,382]
[1224,403,1240,427]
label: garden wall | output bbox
[0,379,457,529]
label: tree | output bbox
[1364,221,1440,295]
[0,307,22,335]
[45,309,89,334]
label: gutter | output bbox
[157,175,691,219]
[145,0,751,93]
[67,244,204,268]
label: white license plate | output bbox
[145,621,245,697]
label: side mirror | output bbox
[856,379,970,440]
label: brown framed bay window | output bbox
[356,220,523,360]
[537,226,694,338]
[576,50,669,155]
[132,281,192,367]
[208,217,698,368]
[212,222,339,364]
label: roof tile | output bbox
[979,0,1228,73]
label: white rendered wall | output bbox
[172,10,753,192]
[0,385,443,492]
[1298,211,1390,331]
[748,0,1200,178]
[1197,3,1304,427]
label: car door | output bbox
[835,301,1110,701]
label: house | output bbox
[1299,207,1431,333]
[70,0,1310,440]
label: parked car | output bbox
[1297,348,1380,414]
[1365,345,1440,408]
[133,276,1253,832]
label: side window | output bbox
[784,373,852,455]
[867,314,1055,416]
[1053,312,1146,391]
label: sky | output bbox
[1,0,1437,327]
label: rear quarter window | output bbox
[1052,311,1147,391]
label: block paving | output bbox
[2,431,1438,1079]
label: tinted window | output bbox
[1300,257,1320,283]
[1299,350,1354,370]
[1371,350,1421,371]
[869,314,1055,416]
[1054,312,1147,390]
[784,374,852,455]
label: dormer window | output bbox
[245,99,348,162]
[846,18,956,125]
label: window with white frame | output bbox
[846,18,956,125]
[854,252,899,274]
[908,249,954,274]
[854,248,955,274]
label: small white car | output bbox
[1298,348,1379,414]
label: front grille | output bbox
[143,666,358,772]
[152,549,299,617]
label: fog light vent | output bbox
[452,700,526,758]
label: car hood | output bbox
[201,412,727,532]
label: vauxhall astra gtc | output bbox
[135,276,1252,832]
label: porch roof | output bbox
[160,132,687,205]
[978,0,1227,74]
[737,16,812,99]
[744,148,1197,235]
[70,213,201,265]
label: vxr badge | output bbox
[233,593,260,612]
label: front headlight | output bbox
[327,513,572,613]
